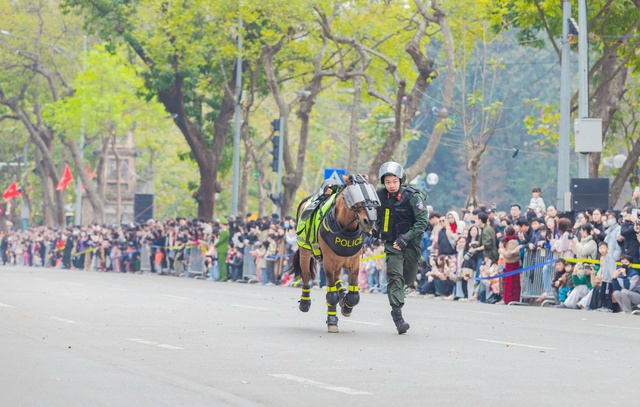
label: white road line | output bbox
[128,338,184,350]
[50,316,78,324]
[232,304,270,311]
[475,339,556,350]
[157,344,184,350]
[161,294,190,300]
[0,302,15,308]
[594,323,640,331]
[269,374,372,395]
[461,310,504,316]
[106,287,128,292]
[341,319,383,326]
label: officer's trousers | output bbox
[384,242,420,311]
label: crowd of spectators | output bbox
[2,186,640,314]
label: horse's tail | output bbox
[288,249,316,281]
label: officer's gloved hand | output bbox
[371,228,379,238]
[394,234,408,250]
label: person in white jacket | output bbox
[603,212,622,261]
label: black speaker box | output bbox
[134,194,154,223]
[570,178,609,212]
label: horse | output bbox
[289,173,379,333]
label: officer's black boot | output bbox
[391,309,410,334]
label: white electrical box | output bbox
[574,118,602,153]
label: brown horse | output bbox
[290,174,379,333]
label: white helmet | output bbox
[379,161,405,184]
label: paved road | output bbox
[1,266,639,406]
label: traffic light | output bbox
[271,119,280,132]
[268,193,282,206]
[270,135,280,172]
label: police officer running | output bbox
[376,161,429,334]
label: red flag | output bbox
[89,164,97,180]
[56,164,74,191]
[2,182,20,201]
[81,164,97,191]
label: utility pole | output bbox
[557,0,572,212]
[231,20,242,217]
[75,35,87,226]
[577,0,589,178]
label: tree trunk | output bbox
[112,136,122,223]
[610,136,640,206]
[37,152,55,227]
[403,4,455,181]
[467,156,480,208]
[156,74,234,220]
[589,54,628,178]
[347,76,362,174]
[239,153,251,219]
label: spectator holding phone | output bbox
[617,207,640,264]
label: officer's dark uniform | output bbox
[376,185,429,333]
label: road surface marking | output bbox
[232,304,270,311]
[161,294,190,300]
[0,302,15,308]
[128,338,184,350]
[594,323,640,331]
[461,310,504,316]
[157,344,184,350]
[106,287,128,292]
[269,374,372,395]
[50,316,78,324]
[475,339,556,350]
[341,320,382,326]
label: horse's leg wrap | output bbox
[335,279,347,301]
[341,285,360,317]
[326,286,339,325]
[298,285,311,312]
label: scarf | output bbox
[503,234,517,245]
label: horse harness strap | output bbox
[319,207,364,257]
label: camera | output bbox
[567,233,575,239]
[463,252,472,262]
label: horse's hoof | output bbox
[299,301,311,312]
[341,308,352,317]
[327,324,339,333]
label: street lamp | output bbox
[613,154,627,169]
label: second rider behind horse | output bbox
[376,161,429,334]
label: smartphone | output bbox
[634,209,638,218]
[491,203,497,210]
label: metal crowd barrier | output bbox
[519,248,558,303]
[140,244,151,272]
[186,245,206,278]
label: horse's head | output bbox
[340,174,380,234]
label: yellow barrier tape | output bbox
[563,257,640,268]
[360,253,386,262]
[72,248,95,258]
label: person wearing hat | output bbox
[375,161,429,334]
[214,219,230,281]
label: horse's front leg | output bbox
[340,258,361,317]
[325,284,340,333]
